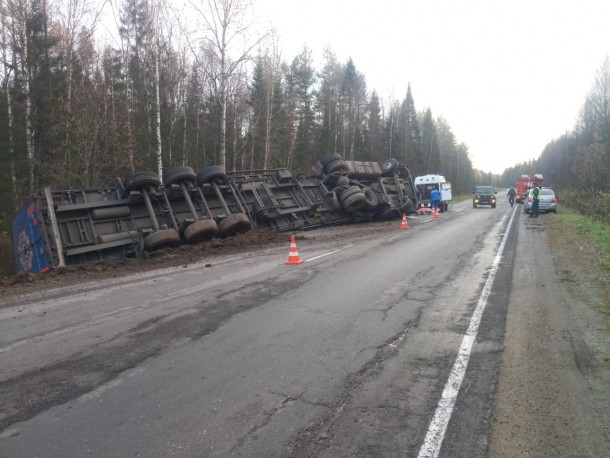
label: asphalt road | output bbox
[0,196,602,457]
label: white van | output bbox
[414,174,453,212]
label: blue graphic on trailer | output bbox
[11,198,52,273]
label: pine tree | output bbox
[286,47,316,171]
[421,107,440,173]
[366,91,383,162]
[404,84,422,171]
[316,48,341,155]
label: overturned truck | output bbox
[11,155,418,274]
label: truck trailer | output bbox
[11,155,418,274]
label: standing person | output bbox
[507,187,516,207]
[529,183,541,217]
[430,187,441,213]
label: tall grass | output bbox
[558,189,610,225]
[553,206,610,273]
[549,205,610,332]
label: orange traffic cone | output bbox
[285,235,304,265]
[400,214,410,229]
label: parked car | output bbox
[472,186,497,208]
[524,187,557,214]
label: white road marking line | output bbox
[417,204,518,458]
[305,245,354,262]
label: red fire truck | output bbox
[515,174,544,203]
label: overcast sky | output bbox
[255,0,609,174]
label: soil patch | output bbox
[0,221,400,300]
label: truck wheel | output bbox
[341,192,367,212]
[324,159,349,174]
[339,186,364,202]
[320,153,343,168]
[143,229,181,251]
[473,202,477,208]
[125,171,161,192]
[362,187,379,209]
[218,213,251,237]
[491,203,496,208]
[381,158,399,176]
[380,208,400,219]
[163,166,196,187]
[399,199,416,215]
[184,219,218,243]
[196,166,227,185]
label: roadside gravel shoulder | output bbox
[490,211,610,457]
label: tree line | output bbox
[0,0,480,226]
[500,58,610,222]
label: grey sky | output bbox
[257,0,609,173]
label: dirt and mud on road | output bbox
[0,221,401,299]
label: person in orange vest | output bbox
[529,183,541,217]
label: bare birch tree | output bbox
[189,0,266,171]
[0,2,17,204]
[57,0,103,112]
[4,0,35,192]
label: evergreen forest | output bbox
[1,0,609,273]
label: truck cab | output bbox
[414,174,453,212]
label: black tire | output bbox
[380,207,400,219]
[320,153,343,168]
[143,229,181,251]
[491,203,496,208]
[124,171,161,192]
[324,159,349,174]
[184,219,218,243]
[339,186,364,202]
[362,187,379,209]
[196,166,227,185]
[473,202,477,208]
[342,192,367,212]
[381,158,399,176]
[218,213,251,237]
[399,199,416,215]
[163,166,196,187]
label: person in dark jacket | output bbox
[507,187,516,207]
[430,188,441,213]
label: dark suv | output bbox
[473,186,497,208]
